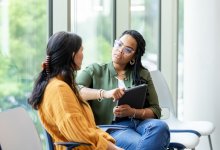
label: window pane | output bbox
[177,0,184,120]
[71,0,113,67]
[0,0,48,148]
[130,0,160,70]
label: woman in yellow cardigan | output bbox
[28,31,123,150]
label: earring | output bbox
[130,59,135,65]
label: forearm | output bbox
[79,87,103,101]
[79,87,125,101]
[131,108,155,119]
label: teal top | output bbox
[76,62,161,125]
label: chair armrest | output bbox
[54,142,91,150]
[44,129,91,150]
[170,129,201,137]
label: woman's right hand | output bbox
[103,88,125,101]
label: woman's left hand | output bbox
[113,104,134,118]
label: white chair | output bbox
[150,70,215,150]
[0,107,42,150]
[169,132,199,150]
[0,107,90,150]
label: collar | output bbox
[107,61,132,79]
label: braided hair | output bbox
[119,30,147,85]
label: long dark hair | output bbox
[28,31,84,110]
[120,30,147,85]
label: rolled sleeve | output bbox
[76,65,94,87]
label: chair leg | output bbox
[208,135,213,150]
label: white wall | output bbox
[184,0,220,149]
[161,0,178,113]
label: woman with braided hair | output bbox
[28,31,124,150]
[76,30,170,150]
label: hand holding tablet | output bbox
[117,84,147,109]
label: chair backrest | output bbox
[0,107,42,150]
[44,128,54,150]
[150,70,176,118]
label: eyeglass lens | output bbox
[114,40,134,54]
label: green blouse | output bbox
[76,62,161,125]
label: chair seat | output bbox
[170,132,200,149]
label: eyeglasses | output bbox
[114,40,134,54]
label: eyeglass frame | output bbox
[113,40,135,54]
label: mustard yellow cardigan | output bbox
[38,77,115,150]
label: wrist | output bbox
[97,89,105,102]
[130,108,136,118]
[102,90,107,98]
[141,109,146,119]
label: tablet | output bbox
[117,84,147,109]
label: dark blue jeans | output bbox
[110,119,170,150]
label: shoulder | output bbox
[42,78,75,109]
[45,78,80,106]
[86,62,108,70]
[49,78,68,87]
[139,67,150,79]
[82,62,109,74]
[47,78,72,93]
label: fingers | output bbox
[105,88,125,100]
[117,112,122,117]
[99,87,125,102]
[112,88,125,100]
[113,106,130,117]
[113,106,117,113]
[113,106,122,117]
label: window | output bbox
[71,0,113,67]
[0,0,48,148]
[177,0,184,119]
[130,0,160,70]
